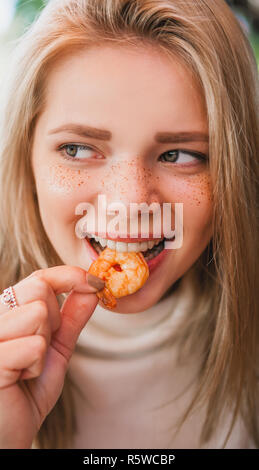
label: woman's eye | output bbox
[159,150,207,165]
[58,144,100,161]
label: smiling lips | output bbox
[85,232,163,253]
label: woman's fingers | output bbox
[0,266,104,333]
[73,273,105,293]
[0,266,104,384]
[19,290,99,416]
[24,266,104,296]
[51,289,98,363]
[0,300,51,345]
[16,275,62,332]
[0,266,105,369]
[0,336,47,388]
[0,267,104,450]
[0,276,61,333]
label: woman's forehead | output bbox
[41,45,208,135]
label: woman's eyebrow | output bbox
[48,123,209,143]
[48,124,112,141]
[155,131,209,143]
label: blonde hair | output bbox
[0,0,258,449]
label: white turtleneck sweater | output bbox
[67,273,256,449]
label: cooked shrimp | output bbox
[88,247,149,308]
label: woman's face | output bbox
[31,45,213,313]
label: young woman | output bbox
[0,0,258,449]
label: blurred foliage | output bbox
[250,32,259,64]
[15,0,47,26]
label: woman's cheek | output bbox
[38,164,93,194]
[34,164,95,227]
[164,171,213,236]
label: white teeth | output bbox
[115,242,128,253]
[99,238,107,247]
[140,241,148,251]
[128,242,141,252]
[107,239,116,250]
[88,234,163,252]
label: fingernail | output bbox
[87,274,105,291]
[73,283,97,293]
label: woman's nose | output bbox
[97,159,162,234]
[101,159,157,207]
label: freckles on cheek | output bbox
[167,171,213,209]
[35,164,95,231]
[38,164,92,196]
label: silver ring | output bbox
[0,286,18,309]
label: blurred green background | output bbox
[0,0,258,85]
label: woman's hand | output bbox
[0,266,104,449]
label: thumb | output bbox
[51,290,98,363]
[29,291,98,429]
